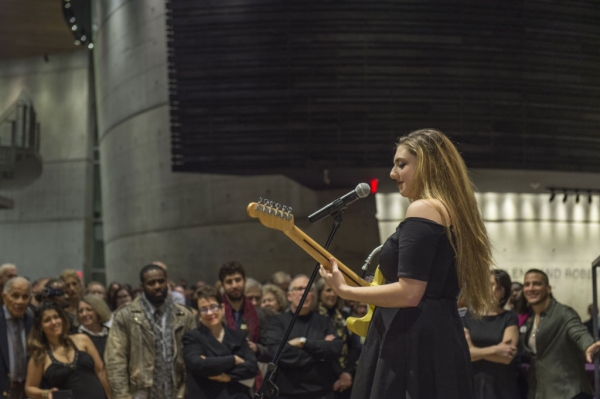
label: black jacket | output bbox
[183,323,258,399]
[264,310,343,398]
[0,308,33,397]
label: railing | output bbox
[0,92,42,208]
[0,91,40,180]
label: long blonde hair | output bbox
[396,128,493,315]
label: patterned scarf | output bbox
[318,302,348,369]
[140,294,175,399]
[222,294,260,343]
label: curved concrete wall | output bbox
[94,0,380,285]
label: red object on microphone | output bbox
[369,178,379,194]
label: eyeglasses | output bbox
[199,304,221,315]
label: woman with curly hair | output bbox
[24,302,112,399]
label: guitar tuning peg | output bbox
[286,207,293,220]
[274,203,282,217]
[261,199,268,212]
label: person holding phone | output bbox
[24,302,111,399]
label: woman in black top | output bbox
[320,129,495,399]
[183,286,258,399]
[78,294,111,360]
[462,269,520,399]
[24,302,111,399]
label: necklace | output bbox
[531,316,540,339]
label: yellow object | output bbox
[346,267,385,337]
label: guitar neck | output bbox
[283,226,369,288]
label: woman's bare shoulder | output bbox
[405,199,450,226]
[70,333,91,347]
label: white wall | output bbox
[376,191,600,319]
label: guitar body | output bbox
[346,267,385,337]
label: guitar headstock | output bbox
[247,198,294,232]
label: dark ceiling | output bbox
[0,0,78,61]
[167,0,600,191]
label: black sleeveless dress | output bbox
[44,349,106,399]
[351,217,475,399]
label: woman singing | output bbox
[320,128,494,399]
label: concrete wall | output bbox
[94,0,380,286]
[376,191,600,319]
[0,51,93,279]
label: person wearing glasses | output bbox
[183,286,258,399]
[263,275,343,399]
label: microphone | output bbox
[308,183,371,223]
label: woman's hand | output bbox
[319,257,349,298]
[234,355,245,365]
[493,338,517,360]
[209,373,232,383]
[42,388,59,399]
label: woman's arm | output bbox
[24,357,58,399]
[320,260,427,308]
[74,334,112,399]
[464,325,518,365]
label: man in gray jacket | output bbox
[105,264,196,399]
[522,269,600,399]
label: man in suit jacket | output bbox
[0,277,33,399]
[521,269,600,399]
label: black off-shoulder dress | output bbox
[351,217,475,399]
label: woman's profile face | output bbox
[78,301,99,328]
[41,309,63,338]
[491,275,505,304]
[390,145,418,200]
[261,292,279,312]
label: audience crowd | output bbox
[0,260,597,399]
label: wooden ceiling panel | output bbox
[0,0,78,60]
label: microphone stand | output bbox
[254,211,345,398]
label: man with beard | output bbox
[218,262,268,358]
[264,275,343,399]
[522,269,600,399]
[105,264,196,399]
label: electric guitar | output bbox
[247,198,383,336]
